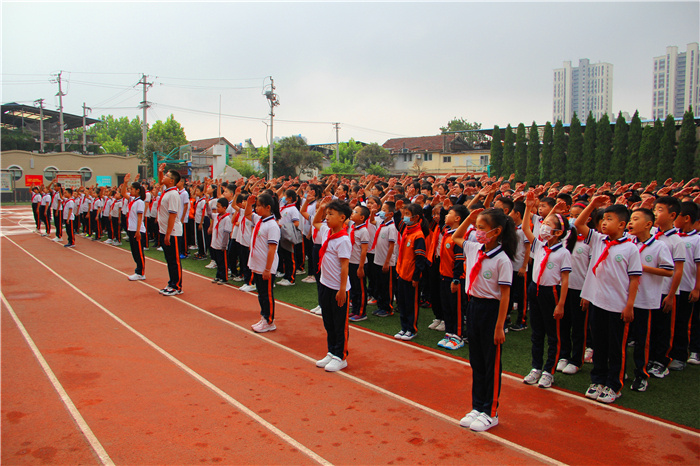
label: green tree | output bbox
[657,115,677,181]
[514,123,527,182]
[609,112,628,182]
[594,114,612,185]
[364,163,390,177]
[502,124,515,177]
[489,125,503,178]
[336,138,364,164]
[675,107,697,180]
[0,128,36,151]
[322,161,357,175]
[551,120,567,183]
[566,113,582,185]
[259,136,323,178]
[526,122,541,186]
[100,134,128,154]
[355,143,395,170]
[582,113,597,185]
[147,114,187,153]
[540,122,553,182]
[639,125,660,183]
[625,111,643,183]
[228,157,263,178]
[440,117,485,145]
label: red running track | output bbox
[2,207,699,465]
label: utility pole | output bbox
[138,74,153,169]
[82,102,91,154]
[334,122,341,162]
[34,99,45,153]
[53,71,66,152]
[264,77,280,181]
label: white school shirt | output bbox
[149,193,160,218]
[372,219,398,267]
[569,236,592,291]
[194,197,208,224]
[41,193,51,206]
[157,187,183,236]
[633,236,674,310]
[179,189,190,223]
[656,228,685,296]
[532,214,543,240]
[247,213,280,274]
[209,198,219,221]
[580,230,643,314]
[318,223,353,291]
[512,226,530,272]
[62,199,75,221]
[349,221,370,265]
[211,213,232,250]
[530,239,572,287]
[679,230,700,293]
[279,204,300,225]
[302,201,316,237]
[121,195,130,215]
[462,242,513,300]
[102,198,112,217]
[367,213,382,253]
[77,194,88,214]
[31,192,42,204]
[144,192,152,216]
[126,198,146,233]
[50,190,62,210]
[236,207,254,247]
[93,198,103,212]
[111,199,123,217]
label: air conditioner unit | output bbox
[416,154,422,160]
[401,148,409,153]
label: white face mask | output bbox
[540,224,559,241]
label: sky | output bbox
[2,2,698,148]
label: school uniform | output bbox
[236,206,254,285]
[303,200,318,276]
[528,239,572,375]
[226,205,239,278]
[318,223,352,360]
[396,223,429,335]
[371,218,398,314]
[248,214,280,324]
[511,225,530,326]
[103,198,113,240]
[425,222,443,322]
[279,203,301,283]
[111,198,123,241]
[178,189,190,257]
[78,194,89,234]
[50,190,62,238]
[365,214,379,300]
[40,193,52,233]
[62,198,76,246]
[126,197,147,276]
[91,197,103,239]
[121,195,129,237]
[157,187,183,291]
[148,193,159,245]
[670,230,700,363]
[463,242,513,418]
[348,220,370,318]
[31,192,42,229]
[562,235,592,368]
[581,230,642,393]
[439,227,466,338]
[211,212,232,282]
[194,196,209,257]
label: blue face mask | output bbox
[377,211,386,220]
[280,198,287,206]
[403,216,413,225]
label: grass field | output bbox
[110,233,700,430]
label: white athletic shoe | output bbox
[276,272,285,278]
[52,237,61,242]
[470,413,498,432]
[239,284,256,292]
[277,279,294,286]
[156,247,163,251]
[556,359,569,372]
[562,363,579,375]
[435,321,445,332]
[310,305,321,314]
[538,371,554,389]
[394,330,406,340]
[301,275,317,283]
[324,356,347,372]
[313,307,323,316]
[254,320,276,333]
[428,319,441,330]
[401,331,416,341]
[105,239,113,244]
[205,261,217,269]
[523,369,542,385]
[316,353,334,368]
[128,274,143,281]
[459,410,480,428]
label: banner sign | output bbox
[56,174,82,190]
[25,175,43,186]
[0,172,12,192]
[96,176,112,187]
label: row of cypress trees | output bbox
[489,107,698,185]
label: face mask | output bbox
[569,218,576,228]
[475,228,496,244]
[280,198,287,206]
[377,211,386,221]
[403,216,413,226]
[540,224,558,241]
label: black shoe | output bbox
[420,301,432,309]
[630,376,648,392]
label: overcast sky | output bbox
[2,2,698,148]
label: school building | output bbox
[383,134,490,176]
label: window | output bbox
[403,153,412,162]
[443,156,451,163]
[480,155,489,166]
[79,167,92,183]
[424,153,432,161]
[7,165,23,181]
[44,166,58,182]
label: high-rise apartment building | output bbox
[652,43,699,120]
[553,59,613,124]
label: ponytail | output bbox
[479,208,517,260]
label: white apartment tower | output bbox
[652,43,699,120]
[553,59,613,124]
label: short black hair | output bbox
[168,169,181,184]
[217,197,229,209]
[356,205,370,221]
[604,204,630,224]
[496,196,514,214]
[383,201,396,213]
[633,207,655,224]
[556,193,573,207]
[540,197,556,208]
[326,199,352,219]
[654,196,681,217]
[449,204,469,223]
[680,201,700,224]
[512,201,526,217]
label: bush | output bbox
[228,157,263,178]
[364,163,390,177]
[322,161,356,175]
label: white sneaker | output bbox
[251,318,264,329]
[538,371,554,389]
[313,307,323,316]
[597,386,621,404]
[105,239,113,244]
[239,284,256,292]
[562,363,579,375]
[394,330,406,340]
[189,245,198,250]
[310,305,321,314]
[435,321,446,332]
[437,336,450,348]
[128,273,142,281]
[295,269,304,275]
[584,347,594,364]
[301,275,317,283]
[585,383,603,400]
[112,241,122,246]
[316,353,334,368]
[470,413,498,432]
[157,247,163,251]
[254,320,276,333]
[277,279,294,286]
[232,275,244,282]
[428,319,441,330]
[556,359,569,372]
[459,410,480,428]
[52,237,61,242]
[324,356,347,372]
[401,331,416,341]
[523,368,542,385]
[276,272,285,278]
[205,261,217,269]
[688,352,700,365]
[443,336,464,350]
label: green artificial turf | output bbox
[112,234,700,430]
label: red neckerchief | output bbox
[398,223,421,265]
[467,249,488,297]
[536,242,562,294]
[350,220,368,245]
[280,204,296,215]
[679,230,697,237]
[157,187,177,212]
[637,235,656,253]
[215,213,229,235]
[127,198,138,220]
[196,197,208,219]
[577,234,585,242]
[318,227,349,273]
[591,235,630,275]
[250,215,274,253]
[370,219,394,250]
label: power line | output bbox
[158,83,259,90]
[155,75,267,81]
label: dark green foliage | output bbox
[514,123,527,182]
[639,121,662,183]
[0,128,36,151]
[502,125,515,177]
[609,112,628,183]
[259,136,323,178]
[625,111,642,183]
[566,113,582,185]
[594,113,612,185]
[490,125,503,178]
[526,122,540,186]
[540,122,553,182]
[675,107,697,180]
[551,120,567,183]
[581,113,597,185]
[657,115,676,181]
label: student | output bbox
[278,189,301,286]
[313,199,353,372]
[121,174,147,281]
[452,207,515,432]
[211,198,233,284]
[50,182,63,242]
[300,186,320,284]
[394,203,429,341]
[40,186,52,236]
[31,186,42,232]
[370,201,399,317]
[62,188,76,248]
[668,201,700,370]
[148,185,160,247]
[348,205,370,322]
[236,190,257,292]
[103,191,114,243]
[156,164,184,296]
[648,196,685,378]
[194,185,209,260]
[508,200,531,332]
[521,193,573,389]
[244,191,281,333]
[110,192,123,246]
[627,208,673,391]
[425,204,445,331]
[364,196,381,305]
[177,178,190,260]
[91,190,103,241]
[576,197,641,404]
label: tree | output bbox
[594,114,612,185]
[322,161,357,175]
[551,120,567,183]
[336,138,364,164]
[540,122,554,182]
[365,163,390,177]
[639,125,660,183]
[0,128,36,151]
[657,114,676,181]
[675,107,697,180]
[490,125,503,178]
[65,113,144,155]
[566,113,582,185]
[514,123,527,182]
[625,111,643,183]
[526,122,540,186]
[355,143,395,170]
[259,136,323,178]
[440,117,486,145]
[502,124,515,177]
[228,157,263,178]
[609,112,628,183]
[581,113,597,185]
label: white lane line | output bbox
[3,236,333,466]
[1,294,116,466]
[59,244,566,466]
[9,215,700,438]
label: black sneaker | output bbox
[510,323,527,332]
[630,376,648,392]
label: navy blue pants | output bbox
[373,263,394,314]
[632,308,652,379]
[254,273,275,324]
[348,263,367,317]
[365,252,376,299]
[528,283,562,374]
[397,277,419,334]
[563,288,588,368]
[319,282,350,360]
[650,294,674,367]
[590,305,629,392]
[670,291,694,363]
[466,296,502,417]
[428,257,443,320]
[441,276,465,337]
[239,245,252,285]
[212,248,228,281]
[160,233,182,291]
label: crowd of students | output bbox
[31,168,700,433]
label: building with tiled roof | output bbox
[382,134,488,175]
